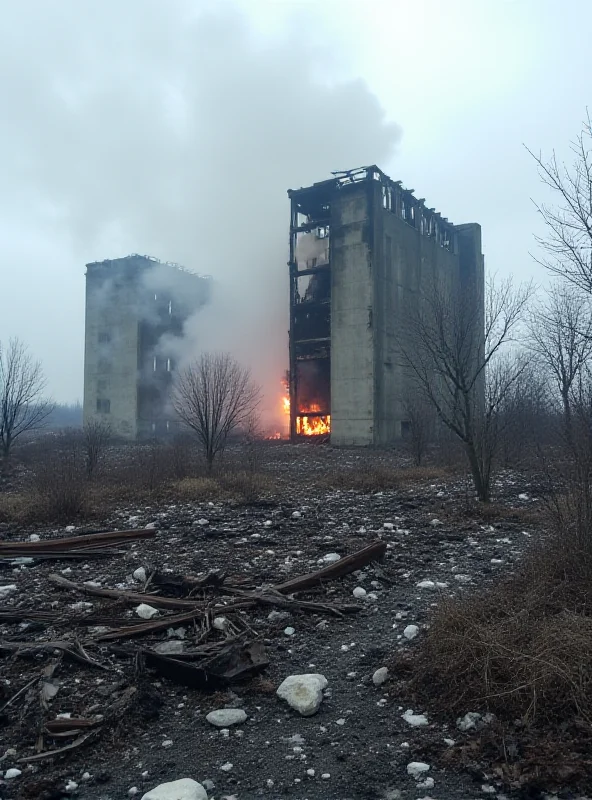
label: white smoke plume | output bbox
[0,1,401,430]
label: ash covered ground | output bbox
[0,443,543,800]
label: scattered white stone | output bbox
[161,739,173,747]
[206,709,247,727]
[65,525,76,532]
[5,768,22,779]
[136,603,159,619]
[276,673,328,716]
[306,768,315,777]
[336,718,346,725]
[70,601,93,612]
[197,518,209,526]
[141,778,208,800]
[220,762,233,772]
[443,738,455,746]
[65,780,78,792]
[430,518,442,526]
[292,511,302,519]
[129,788,139,798]
[29,534,40,542]
[481,785,496,794]
[154,640,184,655]
[0,584,17,599]
[416,580,436,590]
[407,762,430,778]
[82,772,91,781]
[352,586,367,599]
[213,616,228,631]
[133,567,147,583]
[383,522,395,530]
[321,773,331,780]
[268,610,290,623]
[457,711,482,731]
[454,574,472,583]
[320,553,341,564]
[284,626,295,636]
[403,624,419,640]
[518,493,529,500]
[402,709,429,727]
[418,777,435,789]
[372,667,389,686]
[145,522,157,529]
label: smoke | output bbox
[0,0,401,428]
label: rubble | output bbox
[276,674,328,716]
[141,778,208,800]
[206,709,247,727]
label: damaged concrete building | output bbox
[288,165,484,446]
[83,254,210,439]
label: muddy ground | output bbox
[0,444,545,800]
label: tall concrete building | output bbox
[288,166,484,446]
[83,254,210,439]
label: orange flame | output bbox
[296,414,331,436]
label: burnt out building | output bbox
[83,254,210,439]
[288,166,484,445]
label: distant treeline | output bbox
[47,402,83,429]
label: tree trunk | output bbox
[465,441,490,502]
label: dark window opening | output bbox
[98,331,111,344]
[96,398,111,414]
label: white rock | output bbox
[129,789,139,798]
[220,762,233,772]
[213,616,228,631]
[206,709,247,727]
[145,522,157,529]
[402,709,429,727]
[65,781,78,792]
[154,640,184,655]
[162,739,173,747]
[29,534,40,542]
[416,580,436,590]
[518,493,529,500]
[284,626,295,636]
[136,603,159,619]
[0,584,17,599]
[133,567,147,583]
[306,768,315,776]
[352,586,367,599]
[430,518,442,526]
[372,667,389,686]
[276,673,328,716]
[320,553,341,564]
[454,574,472,583]
[457,711,482,731]
[141,778,208,800]
[291,511,302,519]
[321,773,331,779]
[65,525,76,532]
[403,625,419,640]
[443,737,455,746]
[197,518,209,526]
[407,762,430,778]
[419,777,435,789]
[5,768,22,779]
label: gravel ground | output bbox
[0,444,544,800]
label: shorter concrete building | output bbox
[83,254,210,439]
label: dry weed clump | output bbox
[322,464,451,493]
[411,539,592,726]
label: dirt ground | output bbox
[0,444,547,800]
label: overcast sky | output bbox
[1,0,590,405]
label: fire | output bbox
[296,414,331,436]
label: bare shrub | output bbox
[170,477,223,502]
[240,413,265,474]
[218,470,272,504]
[402,391,433,466]
[165,434,194,480]
[321,466,401,493]
[33,432,88,521]
[172,353,261,472]
[129,440,171,495]
[83,418,111,479]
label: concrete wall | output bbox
[330,184,376,446]
[83,262,141,438]
[329,179,484,447]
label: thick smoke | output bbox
[0,0,401,429]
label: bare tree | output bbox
[82,419,112,479]
[401,275,532,501]
[401,390,433,466]
[527,113,592,293]
[528,282,592,433]
[172,353,261,472]
[0,338,54,458]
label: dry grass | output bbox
[321,463,452,493]
[410,537,592,726]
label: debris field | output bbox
[0,445,539,800]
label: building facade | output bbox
[83,254,210,439]
[288,166,484,446]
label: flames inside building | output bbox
[287,165,484,445]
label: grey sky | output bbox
[1,0,590,410]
